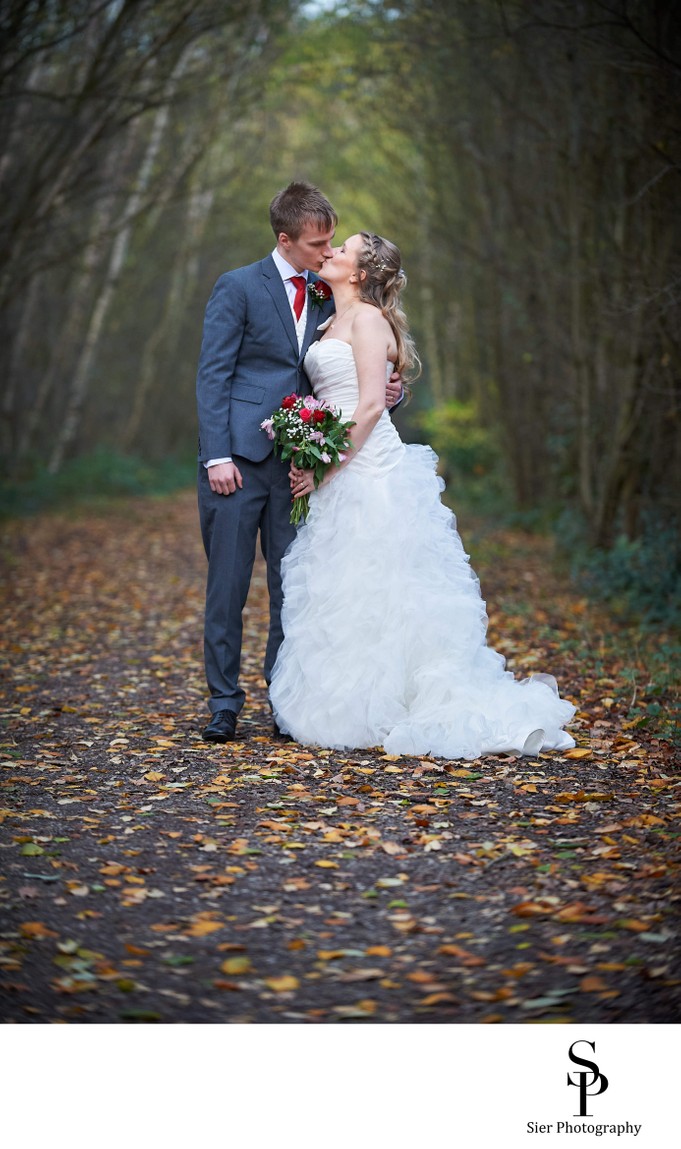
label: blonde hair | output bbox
[357,232,420,388]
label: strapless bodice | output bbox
[304,338,405,476]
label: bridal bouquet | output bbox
[261,394,354,524]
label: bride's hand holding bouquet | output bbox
[261,394,354,525]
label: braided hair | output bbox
[356,232,420,388]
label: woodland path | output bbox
[0,491,678,1024]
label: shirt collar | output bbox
[272,247,308,283]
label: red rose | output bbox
[281,394,297,410]
[312,409,326,423]
[299,408,312,422]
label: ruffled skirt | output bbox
[270,444,575,759]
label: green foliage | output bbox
[416,400,508,513]
[0,450,196,519]
[558,509,681,628]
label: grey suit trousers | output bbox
[198,452,296,715]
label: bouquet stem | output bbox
[290,494,310,525]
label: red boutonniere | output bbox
[307,279,333,308]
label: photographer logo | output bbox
[567,1039,609,1117]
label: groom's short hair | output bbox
[270,181,338,240]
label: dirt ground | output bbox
[0,491,678,1023]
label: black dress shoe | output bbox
[202,710,237,743]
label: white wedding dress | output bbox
[270,337,576,759]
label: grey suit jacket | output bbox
[196,255,335,464]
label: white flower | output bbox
[320,451,331,464]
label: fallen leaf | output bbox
[264,975,299,993]
[19,921,58,939]
[221,957,252,976]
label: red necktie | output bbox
[290,275,307,320]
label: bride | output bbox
[269,232,575,759]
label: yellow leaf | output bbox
[564,748,592,759]
[314,860,338,869]
[144,771,165,782]
[186,920,223,937]
[617,918,652,932]
[265,975,299,993]
[220,957,252,975]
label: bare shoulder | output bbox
[351,303,392,344]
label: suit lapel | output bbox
[261,256,298,356]
[300,274,334,359]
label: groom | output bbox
[197,182,402,742]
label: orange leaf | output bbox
[564,748,592,759]
[580,975,610,992]
[186,920,223,937]
[510,901,550,918]
[355,999,378,1013]
[438,944,486,966]
[19,921,57,939]
[366,945,391,957]
[555,902,606,924]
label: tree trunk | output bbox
[121,184,214,451]
[47,53,189,475]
